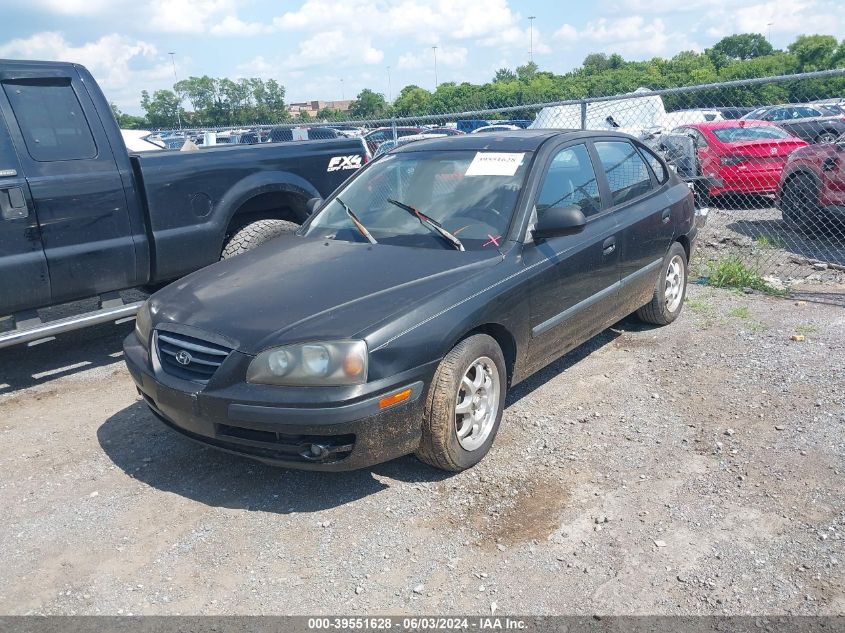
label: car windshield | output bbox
[304,150,530,250]
[711,126,794,142]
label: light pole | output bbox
[168,51,182,130]
[432,46,438,89]
[340,77,345,101]
[528,16,536,63]
[767,22,773,43]
[386,65,392,102]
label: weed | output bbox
[728,306,750,319]
[795,323,819,336]
[705,258,787,296]
[755,235,786,249]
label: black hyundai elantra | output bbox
[124,130,699,471]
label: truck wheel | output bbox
[636,242,687,326]
[416,334,506,472]
[781,174,818,235]
[221,219,299,259]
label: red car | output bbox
[671,120,808,198]
[777,134,845,231]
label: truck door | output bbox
[0,109,50,314]
[0,65,140,305]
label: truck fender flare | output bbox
[216,170,321,231]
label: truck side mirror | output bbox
[306,197,323,215]
[532,206,587,240]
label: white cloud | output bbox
[554,16,690,58]
[282,30,384,70]
[149,0,238,34]
[0,31,170,110]
[398,46,468,70]
[29,0,121,14]
[705,0,844,39]
[210,15,272,36]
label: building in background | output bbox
[287,99,352,117]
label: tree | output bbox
[516,61,538,81]
[392,85,432,116]
[140,89,181,128]
[788,34,839,71]
[349,89,388,118]
[710,33,774,60]
[297,110,311,121]
[493,68,517,83]
[110,102,147,129]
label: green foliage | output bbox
[140,89,182,128]
[165,75,287,126]
[788,35,840,71]
[110,102,147,129]
[705,257,787,295]
[349,89,388,118]
[710,33,774,61]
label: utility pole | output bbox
[432,46,438,89]
[528,16,536,63]
[767,22,773,43]
[340,77,345,101]
[387,65,392,102]
[168,52,182,130]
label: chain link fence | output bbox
[156,70,845,288]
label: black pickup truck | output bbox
[0,60,367,348]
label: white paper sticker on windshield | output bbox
[465,152,525,177]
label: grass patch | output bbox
[795,323,819,336]
[747,321,770,333]
[685,297,714,315]
[728,306,750,319]
[755,235,786,249]
[705,257,787,296]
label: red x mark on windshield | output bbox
[483,234,501,247]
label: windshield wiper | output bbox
[386,198,465,252]
[336,197,377,244]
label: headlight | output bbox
[134,300,152,347]
[247,340,368,386]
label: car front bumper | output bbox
[123,332,436,471]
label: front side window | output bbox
[305,149,531,250]
[594,141,653,206]
[2,80,97,162]
[639,145,668,183]
[536,144,601,218]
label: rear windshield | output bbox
[711,126,794,142]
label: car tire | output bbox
[781,174,819,235]
[815,131,839,144]
[416,334,507,472]
[636,242,688,326]
[221,219,300,259]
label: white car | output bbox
[121,129,166,152]
[372,133,447,158]
[471,124,522,134]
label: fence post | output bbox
[391,117,398,143]
[580,100,587,130]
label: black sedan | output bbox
[124,130,698,472]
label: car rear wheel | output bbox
[636,242,688,326]
[815,131,839,144]
[221,219,300,259]
[416,334,506,472]
[781,174,819,235]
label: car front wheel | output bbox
[416,334,506,472]
[636,241,688,326]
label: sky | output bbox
[0,0,843,114]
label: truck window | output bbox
[2,80,97,162]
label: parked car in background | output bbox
[124,130,698,472]
[456,119,491,133]
[0,59,369,348]
[472,124,523,134]
[741,104,845,144]
[266,126,340,143]
[778,132,845,232]
[669,120,808,199]
[121,129,166,152]
[717,107,754,120]
[424,127,465,136]
[372,133,448,158]
[662,109,724,129]
[363,127,425,153]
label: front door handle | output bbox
[661,208,671,224]
[0,187,28,220]
[602,236,616,256]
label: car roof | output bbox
[391,129,628,152]
[681,120,776,131]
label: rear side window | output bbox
[595,141,653,206]
[638,146,668,183]
[536,143,601,217]
[2,80,97,162]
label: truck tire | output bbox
[416,334,506,472]
[636,241,688,326]
[221,219,299,259]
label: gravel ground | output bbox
[0,284,844,615]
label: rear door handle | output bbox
[661,208,671,224]
[602,236,616,256]
[0,186,28,220]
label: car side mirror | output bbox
[306,197,323,215]
[532,206,587,240]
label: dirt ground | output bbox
[0,284,843,615]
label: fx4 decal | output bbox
[327,155,363,172]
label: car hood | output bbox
[150,235,502,355]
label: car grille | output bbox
[156,330,232,384]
